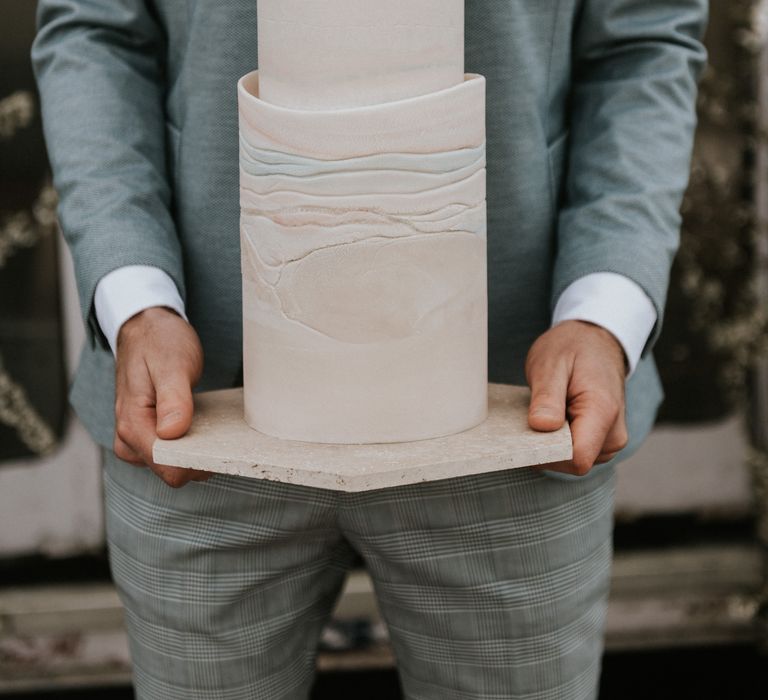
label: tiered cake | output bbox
[238,0,488,444]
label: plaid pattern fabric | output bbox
[103,450,615,700]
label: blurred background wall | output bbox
[614,0,760,519]
[0,0,103,558]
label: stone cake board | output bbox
[153,384,573,492]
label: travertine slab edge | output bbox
[153,384,573,492]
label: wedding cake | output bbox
[238,0,488,444]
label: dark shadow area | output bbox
[3,646,768,699]
[0,554,112,588]
[613,515,756,550]
[600,645,768,700]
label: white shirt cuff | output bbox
[94,265,187,356]
[552,272,658,377]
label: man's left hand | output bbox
[525,320,629,476]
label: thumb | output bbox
[153,371,195,440]
[527,360,569,432]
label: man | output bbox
[32,1,707,698]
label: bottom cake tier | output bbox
[238,70,488,444]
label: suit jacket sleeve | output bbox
[31,0,184,350]
[552,0,708,356]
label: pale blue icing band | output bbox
[239,137,485,178]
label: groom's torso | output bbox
[156,0,576,386]
[72,0,663,452]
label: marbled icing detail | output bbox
[238,72,488,444]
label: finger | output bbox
[115,403,157,468]
[601,403,629,456]
[150,442,211,483]
[122,404,161,466]
[150,464,210,488]
[534,459,573,475]
[113,434,146,467]
[568,392,620,476]
[119,370,196,473]
[592,408,628,466]
[527,357,570,432]
[150,464,193,488]
[150,367,195,440]
[537,450,617,474]
[115,351,159,463]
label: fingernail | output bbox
[158,411,181,428]
[531,408,554,417]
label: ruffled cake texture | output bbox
[239,1,488,443]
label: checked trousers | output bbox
[103,450,615,700]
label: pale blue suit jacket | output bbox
[32,0,708,460]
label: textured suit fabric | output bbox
[104,449,616,700]
[32,0,708,459]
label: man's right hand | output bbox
[113,306,210,488]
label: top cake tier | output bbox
[256,0,465,109]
